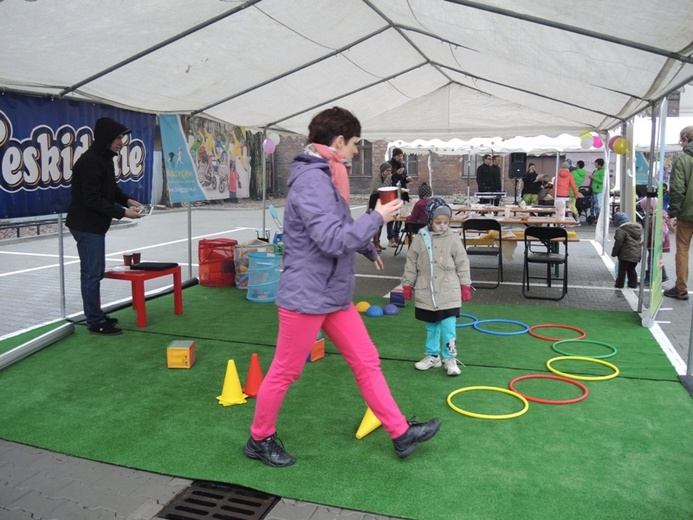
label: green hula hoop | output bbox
[447,386,529,420]
[552,339,618,359]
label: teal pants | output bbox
[424,316,457,359]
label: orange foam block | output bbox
[167,340,195,369]
[307,338,325,362]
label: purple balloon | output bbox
[263,138,276,154]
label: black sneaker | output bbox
[105,315,119,326]
[243,434,295,467]
[88,322,123,336]
[393,418,441,459]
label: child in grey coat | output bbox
[611,212,643,289]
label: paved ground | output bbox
[0,203,690,520]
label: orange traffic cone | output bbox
[217,360,247,406]
[243,353,264,397]
[355,406,382,439]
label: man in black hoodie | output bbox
[66,117,143,335]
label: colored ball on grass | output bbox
[383,304,399,315]
[366,306,384,317]
[356,301,371,313]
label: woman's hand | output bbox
[373,257,384,270]
[375,199,403,224]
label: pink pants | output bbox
[250,304,409,440]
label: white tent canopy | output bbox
[392,117,693,156]
[2,0,693,140]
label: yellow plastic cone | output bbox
[217,360,247,406]
[355,406,381,439]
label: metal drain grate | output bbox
[157,480,280,520]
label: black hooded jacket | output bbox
[66,118,133,234]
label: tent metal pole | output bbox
[58,212,66,318]
[262,130,267,240]
[187,203,192,280]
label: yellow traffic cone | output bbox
[217,360,247,406]
[355,406,382,439]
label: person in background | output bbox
[664,125,693,300]
[368,162,392,252]
[537,175,554,205]
[611,212,642,289]
[243,107,441,468]
[388,147,412,247]
[639,196,669,285]
[476,154,495,204]
[401,198,472,377]
[490,155,503,206]
[521,163,541,206]
[553,161,581,218]
[406,182,432,224]
[590,158,606,220]
[572,160,588,187]
[66,117,143,336]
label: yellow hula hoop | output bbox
[447,386,529,420]
[546,356,620,381]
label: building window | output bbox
[405,154,418,177]
[352,140,372,177]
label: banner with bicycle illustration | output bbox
[159,114,251,203]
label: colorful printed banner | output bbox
[160,114,251,204]
[0,92,155,219]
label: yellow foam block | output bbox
[167,340,195,369]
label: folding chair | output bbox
[462,218,503,288]
[394,222,426,256]
[522,226,569,300]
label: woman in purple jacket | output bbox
[243,107,441,467]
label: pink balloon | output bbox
[262,138,276,154]
[592,135,603,148]
[608,135,621,151]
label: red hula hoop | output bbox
[508,374,589,405]
[528,324,587,342]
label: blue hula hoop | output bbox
[473,319,530,336]
[456,313,479,328]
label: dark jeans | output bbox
[615,260,638,288]
[70,229,107,327]
[387,220,401,240]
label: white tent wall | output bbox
[1,0,693,140]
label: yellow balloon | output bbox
[356,301,371,313]
[613,137,629,154]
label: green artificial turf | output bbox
[0,286,691,519]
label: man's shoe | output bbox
[105,315,119,326]
[243,434,295,467]
[388,239,398,248]
[393,418,442,459]
[444,357,461,376]
[88,322,122,336]
[414,355,441,371]
[663,287,689,300]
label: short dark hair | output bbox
[483,154,491,160]
[577,160,585,168]
[307,107,361,146]
[595,158,604,167]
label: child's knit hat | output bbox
[425,197,451,229]
[418,182,432,199]
[612,212,630,228]
[379,162,392,173]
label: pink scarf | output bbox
[311,143,351,204]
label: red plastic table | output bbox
[103,265,183,327]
